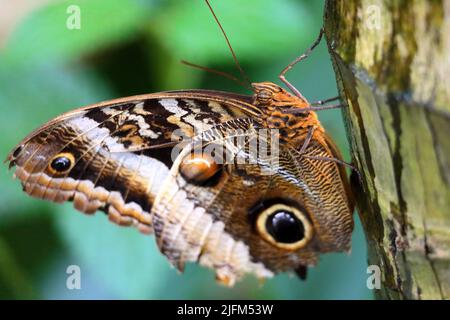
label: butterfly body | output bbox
[7,82,354,286]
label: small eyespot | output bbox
[48,152,75,174]
[179,151,222,185]
[12,145,24,158]
[255,203,313,250]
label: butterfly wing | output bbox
[283,137,354,252]
[7,91,256,234]
[151,119,354,285]
[7,89,354,285]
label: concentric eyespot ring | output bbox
[48,152,75,175]
[255,203,313,250]
[179,151,222,185]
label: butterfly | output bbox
[6,2,354,286]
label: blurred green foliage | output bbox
[0,0,373,299]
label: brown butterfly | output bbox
[6,1,354,286]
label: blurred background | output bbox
[0,0,372,299]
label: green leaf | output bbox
[154,0,314,64]
[0,60,113,222]
[0,237,35,299]
[5,0,154,66]
[55,205,171,298]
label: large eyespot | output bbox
[48,152,75,174]
[255,204,313,250]
[179,151,222,185]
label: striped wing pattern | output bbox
[7,88,354,285]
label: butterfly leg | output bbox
[279,28,324,101]
[304,103,344,112]
[301,154,363,185]
[281,102,344,115]
[291,134,363,185]
[298,126,316,154]
[310,96,340,106]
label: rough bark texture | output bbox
[324,0,450,299]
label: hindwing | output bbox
[151,118,354,285]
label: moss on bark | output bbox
[324,0,450,299]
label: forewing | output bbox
[7,92,254,235]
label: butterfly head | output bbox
[252,82,309,111]
[251,82,321,141]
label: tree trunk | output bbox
[323,0,450,299]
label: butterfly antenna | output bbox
[205,0,253,91]
[181,60,249,89]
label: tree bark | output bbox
[324,0,450,299]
